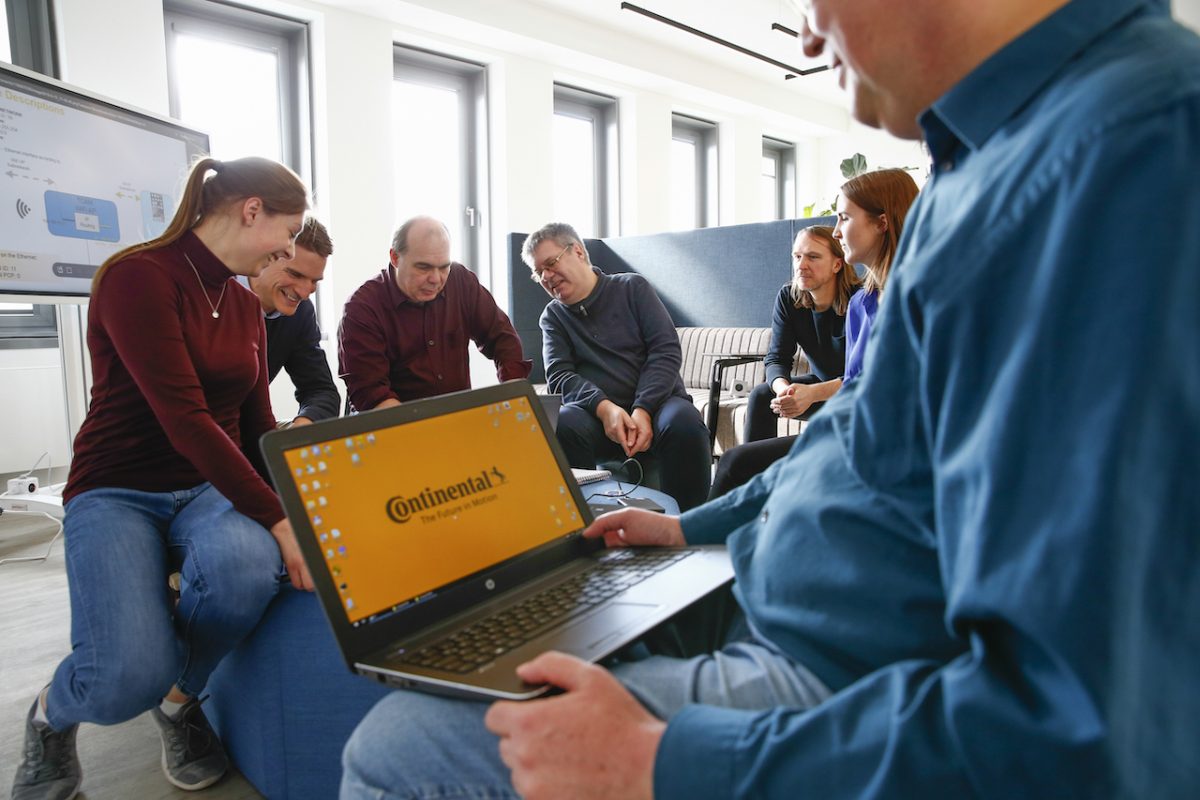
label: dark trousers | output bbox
[709,435,797,499]
[556,396,712,511]
[744,374,824,442]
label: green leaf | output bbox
[840,152,868,178]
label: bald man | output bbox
[337,216,531,411]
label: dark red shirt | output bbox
[64,232,284,530]
[337,264,531,411]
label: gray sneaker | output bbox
[10,695,81,800]
[148,697,228,791]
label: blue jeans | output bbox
[340,620,830,799]
[45,483,282,730]
[555,396,712,511]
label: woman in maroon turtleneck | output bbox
[13,157,315,797]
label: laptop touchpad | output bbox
[538,601,664,656]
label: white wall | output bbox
[0,347,70,477]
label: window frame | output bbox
[3,0,57,76]
[553,84,619,238]
[0,0,11,63]
[163,0,317,322]
[163,0,312,181]
[762,135,797,221]
[0,304,57,348]
[1,0,58,349]
[392,44,489,275]
[671,113,719,229]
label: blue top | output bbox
[656,1,1200,797]
[540,268,688,415]
[763,284,854,385]
[840,288,877,384]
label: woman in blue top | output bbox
[711,168,919,498]
[836,168,919,384]
[744,225,860,442]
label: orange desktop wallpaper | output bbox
[282,397,583,623]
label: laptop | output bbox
[537,393,561,431]
[260,380,733,700]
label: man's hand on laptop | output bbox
[271,518,315,591]
[583,508,685,549]
[485,651,661,800]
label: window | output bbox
[670,114,718,231]
[552,85,618,238]
[2,0,58,349]
[2,0,57,75]
[761,136,796,221]
[164,0,311,174]
[0,304,57,347]
[393,46,488,272]
[1,1,11,63]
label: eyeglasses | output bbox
[530,244,573,283]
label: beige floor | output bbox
[0,512,262,800]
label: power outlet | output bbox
[7,476,39,495]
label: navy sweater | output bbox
[264,299,340,422]
[539,268,687,415]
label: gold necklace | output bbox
[183,252,227,319]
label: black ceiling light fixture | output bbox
[619,2,829,80]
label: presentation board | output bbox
[1,62,209,297]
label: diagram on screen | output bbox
[1,65,203,295]
[45,190,121,241]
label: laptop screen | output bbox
[279,394,585,625]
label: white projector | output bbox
[1,478,65,520]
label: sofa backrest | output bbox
[508,217,836,382]
[677,327,809,391]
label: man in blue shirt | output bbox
[247,217,340,425]
[339,1,1200,797]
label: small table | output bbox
[700,351,766,449]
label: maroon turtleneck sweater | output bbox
[64,231,283,530]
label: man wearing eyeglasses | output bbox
[337,215,531,411]
[519,222,711,511]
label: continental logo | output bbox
[386,467,508,524]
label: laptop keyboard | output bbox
[399,549,694,674]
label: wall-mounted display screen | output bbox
[0,62,209,297]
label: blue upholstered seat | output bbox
[206,587,390,800]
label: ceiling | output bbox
[525,0,845,103]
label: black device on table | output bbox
[617,496,666,513]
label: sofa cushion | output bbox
[206,587,390,799]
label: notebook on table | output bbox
[260,379,733,700]
[571,467,612,484]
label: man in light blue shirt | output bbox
[340,1,1200,797]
